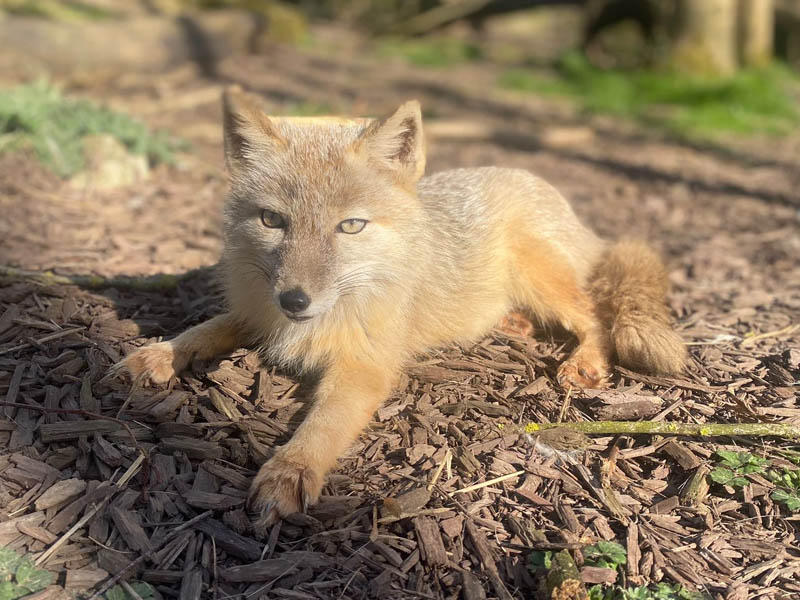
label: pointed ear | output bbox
[357,100,425,184]
[221,86,286,172]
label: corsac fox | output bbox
[118,87,686,526]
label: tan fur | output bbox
[117,89,685,525]
[589,241,687,375]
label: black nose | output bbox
[279,288,310,313]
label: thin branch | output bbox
[518,421,800,439]
[35,452,147,567]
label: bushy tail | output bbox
[589,241,686,375]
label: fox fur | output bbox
[118,87,686,525]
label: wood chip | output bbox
[108,507,151,553]
[413,517,448,567]
[35,478,87,510]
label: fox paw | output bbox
[557,356,609,389]
[113,342,186,384]
[247,453,323,530]
[497,311,534,337]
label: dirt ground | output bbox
[1,27,799,600]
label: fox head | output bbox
[220,87,427,326]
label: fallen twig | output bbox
[740,323,799,347]
[35,453,146,567]
[518,421,800,439]
[0,326,86,356]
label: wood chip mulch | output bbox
[1,268,798,600]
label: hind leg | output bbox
[511,238,611,389]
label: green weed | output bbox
[0,81,181,177]
[0,0,113,21]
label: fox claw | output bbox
[248,453,323,529]
[557,357,608,389]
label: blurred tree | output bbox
[739,0,774,67]
[670,0,739,75]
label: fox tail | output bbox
[590,241,686,375]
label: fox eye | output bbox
[261,209,286,229]
[337,219,368,234]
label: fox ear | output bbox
[221,86,286,172]
[358,100,425,184]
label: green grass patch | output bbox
[377,36,483,68]
[0,81,182,177]
[284,100,336,116]
[1,0,113,21]
[498,52,800,138]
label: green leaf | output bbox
[105,585,128,600]
[715,450,745,468]
[772,489,800,512]
[0,581,24,600]
[715,451,765,473]
[589,584,613,600]
[0,549,20,582]
[128,582,155,598]
[621,586,654,600]
[527,550,553,570]
[104,582,155,600]
[14,559,51,593]
[709,467,735,485]
[584,541,627,570]
[709,467,749,489]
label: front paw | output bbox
[557,354,609,389]
[113,342,187,384]
[247,453,323,529]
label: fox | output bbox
[117,87,686,527]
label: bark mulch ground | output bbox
[1,31,799,600]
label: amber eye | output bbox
[337,219,367,234]
[261,209,286,229]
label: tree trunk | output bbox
[739,0,774,67]
[671,0,739,75]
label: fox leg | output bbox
[248,357,395,527]
[115,313,247,384]
[511,237,611,389]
